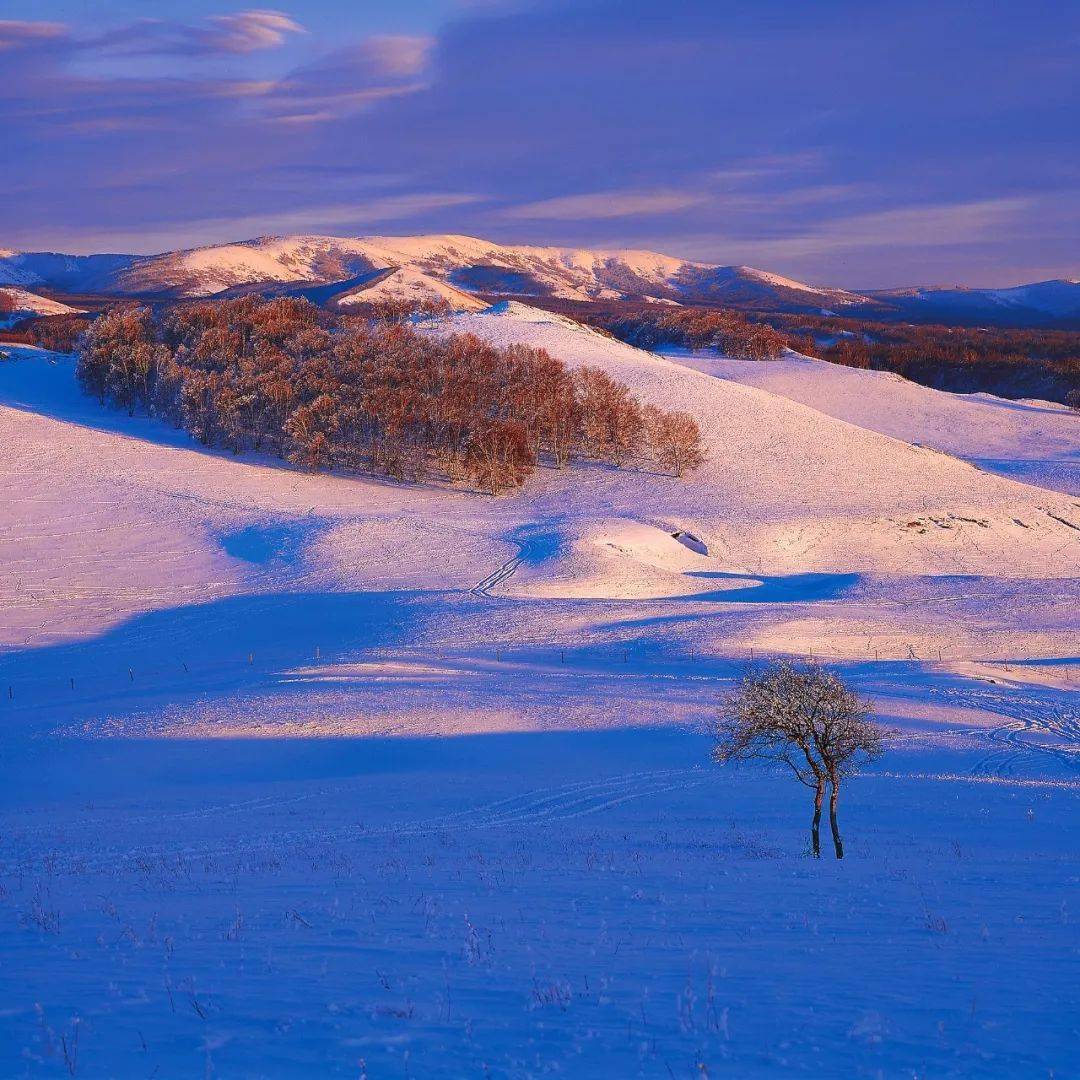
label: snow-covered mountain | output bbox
[4,236,1077,324]
[0,235,873,311]
[867,279,1080,325]
[0,250,136,292]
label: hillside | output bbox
[2,310,1077,1079]
[334,265,487,311]
[0,234,874,310]
[5,235,1078,324]
[2,301,1075,641]
[424,303,1078,598]
[0,286,83,326]
[868,279,1080,326]
[670,350,1080,495]
[0,250,135,291]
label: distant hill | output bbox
[0,285,84,327]
[0,235,872,312]
[2,235,1076,325]
[866,280,1080,326]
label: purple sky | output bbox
[2,0,1076,287]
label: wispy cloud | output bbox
[0,19,68,50]
[194,10,307,54]
[14,193,487,254]
[92,9,307,57]
[503,190,708,220]
[629,198,1040,284]
[754,198,1033,260]
[259,36,434,123]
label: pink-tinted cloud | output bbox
[0,19,68,51]
[257,36,433,123]
[356,34,434,78]
[196,10,307,54]
[92,9,305,57]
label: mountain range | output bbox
[2,234,1078,326]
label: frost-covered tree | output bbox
[713,660,887,858]
[643,406,705,477]
[74,296,704,492]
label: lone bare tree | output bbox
[713,659,886,858]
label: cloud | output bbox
[15,193,487,255]
[3,0,1077,285]
[0,19,68,51]
[92,9,306,58]
[626,197,1045,286]
[356,35,434,79]
[257,36,434,123]
[812,199,1033,252]
[503,190,707,220]
[196,10,307,54]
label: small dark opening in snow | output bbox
[672,530,708,556]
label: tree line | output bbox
[777,317,1080,408]
[593,307,789,360]
[75,297,704,493]
[0,313,90,352]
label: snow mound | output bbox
[508,519,716,600]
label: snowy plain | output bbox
[0,306,1078,1077]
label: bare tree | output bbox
[712,659,886,858]
[643,405,705,477]
[76,296,707,491]
[465,420,533,495]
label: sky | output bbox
[1,0,1077,287]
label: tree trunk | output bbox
[811,781,824,858]
[829,778,844,859]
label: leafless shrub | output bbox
[530,979,572,1010]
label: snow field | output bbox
[0,305,1077,1076]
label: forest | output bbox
[9,290,1077,417]
[575,306,789,361]
[73,297,704,494]
[778,315,1080,407]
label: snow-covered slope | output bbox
[2,303,1075,642]
[334,265,488,311]
[670,350,1080,496]
[0,287,83,326]
[1,317,1077,1077]
[425,303,1079,598]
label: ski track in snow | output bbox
[2,768,711,876]
[925,686,1080,777]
